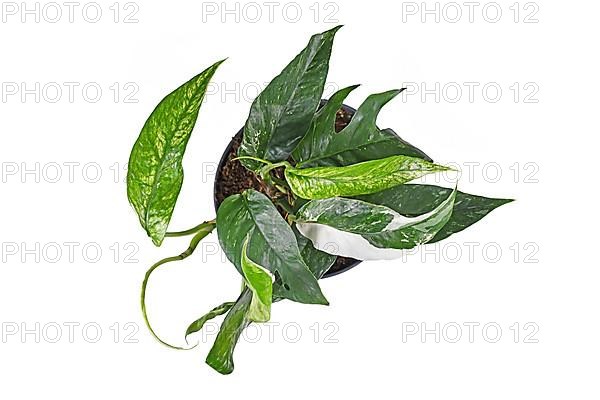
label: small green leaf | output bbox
[206,288,253,375]
[185,302,235,342]
[291,84,359,163]
[293,225,336,279]
[216,189,328,305]
[239,26,341,171]
[127,60,224,245]
[292,89,431,167]
[285,155,451,199]
[358,184,513,243]
[241,236,273,323]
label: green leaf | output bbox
[363,188,457,249]
[296,189,456,249]
[291,84,359,163]
[292,89,432,168]
[293,225,336,279]
[206,288,252,375]
[184,302,235,342]
[285,155,451,199]
[296,197,411,234]
[127,60,224,246]
[241,236,273,323]
[295,189,456,259]
[216,189,328,305]
[238,26,341,172]
[358,184,513,243]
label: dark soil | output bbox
[214,105,359,277]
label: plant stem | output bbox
[275,198,294,215]
[141,220,216,349]
[165,220,216,237]
[232,155,272,165]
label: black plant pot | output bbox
[213,102,365,278]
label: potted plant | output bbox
[126,25,512,374]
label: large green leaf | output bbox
[296,189,456,250]
[127,60,224,245]
[238,26,341,171]
[363,188,457,249]
[216,189,328,305]
[205,288,252,375]
[358,184,513,243]
[241,237,273,323]
[296,197,419,234]
[285,155,450,199]
[292,89,431,168]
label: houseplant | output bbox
[126,25,512,374]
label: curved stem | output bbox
[232,156,272,165]
[165,220,215,237]
[141,220,216,350]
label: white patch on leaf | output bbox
[296,222,406,260]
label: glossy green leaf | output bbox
[216,189,328,305]
[241,236,273,323]
[292,89,431,168]
[238,26,341,171]
[358,184,513,243]
[127,60,224,245]
[296,197,418,234]
[206,288,252,375]
[285,155,451,199]
[296,189,456,248]
[295,188,456,259]
[293,225,336,279]
[291,84,359,163]
[184,302,235,342]
[363,188,457,249]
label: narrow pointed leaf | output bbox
[285,155,451,199]
[293,89,431,168]
[206,288,252,375]
[239,26,341,171]
[127,60,224,245]
[241,237,273,323]
[185,302,235,340]
[358,184,513,243]
[292,85,359,163]
[216,190,328,305]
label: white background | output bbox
[1,0,598,398]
